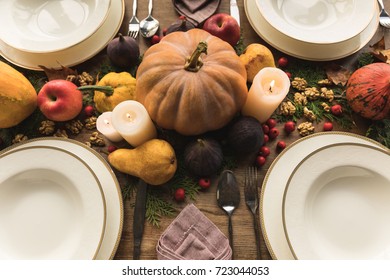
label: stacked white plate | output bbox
[0,138,123,259]
[0,0,125,70]
[244,0,379,61]
[260,132,390,260]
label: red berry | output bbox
[84,105,94,117]
[256,155,266,167]
[198,178,211,189]
[284,121,295,133]
[278,57,288,68]
[285,71,292,79]
[331,104,343,116]
[276,141,286,151]
[262,124,270,134]
[107,145,117,153]
[162,28,168,36]
[266,118,277,128]
[151,35,161,45]
[179,15,186,20]
[323,122,333,131]
[263,134,269,144]
[259,146,271,157]
[174,188,185,202]
[269,127,280,139]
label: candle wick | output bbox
[126,113,134,122]
[104,119,110,125]
[269,85,273,93]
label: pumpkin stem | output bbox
[184,41,208,72]
[77,85,114,96]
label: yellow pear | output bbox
[108,139,177,186]
[239,43,276,83]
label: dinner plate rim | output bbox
[0,137,123,260]
[0,144,107,259]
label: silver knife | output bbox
[230,0,240,26]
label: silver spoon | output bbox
[139,0,159,38]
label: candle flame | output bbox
[269,80,275,93]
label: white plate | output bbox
[0,146,106,259]
[244,0,379,61]
[0,0,111,53]
[1,138,123,260]
[256,0,375,44]
[260,132,387,259]
[284,143,390,260]
[0,0,124,70]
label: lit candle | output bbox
[241,67,291,123]
[111,100,157,147]
[96,112,124,142]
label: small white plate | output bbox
[260,132,387,260]
[0,146,106,259]
[1,138,123,260]
[256,0,375,44]
[284,143,390,259]
[244,0,379,61]
[0,0,124,70]
[0,0,111,53]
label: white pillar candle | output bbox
[96,112,124,142]
[111,100,157,147]
[242,67,291,123]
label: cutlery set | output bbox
[128,0,159,38]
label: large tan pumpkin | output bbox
[0,61,37,128]
[135,29,248,135]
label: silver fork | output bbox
[378,0,390,28]
[244,166,262,259]
[128,0,139,38]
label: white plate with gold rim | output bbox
[0,0,111,53]
[0,0,124,70]
[283,143,390,259]
[260,132,387,260]
[1,138,123,260]
[0,145,106,259]
[244,0,379,61]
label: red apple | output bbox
[37,80,83,122]
[202,13,240,46]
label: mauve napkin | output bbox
[172,0,221,26]
[156,204,232,260]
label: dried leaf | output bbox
[370,36,390,64]
[325,64,351,86]
[39,65,78,81]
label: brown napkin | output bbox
[156,204,232,260]
[172,0,221,26]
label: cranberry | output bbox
[323,122,334,131]
[162,28,168,36]
[262,124,270,134]
[84,105,94,117]
[259,146,271,157]
[263,134,269,144]
[266,118,277,128]
[331,104,343,116]
[256,155,266,167]
[284,121,296,133]
[107,145,117,153]
[174,188,185,202]
[277,57,289,68]
[269,127,280,139]
[198,178,211,190]
[276,141,287,151]
[285,71,292,79]
[151,35,161,45]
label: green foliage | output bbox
[145,190,176,227]
[366,119,390,148]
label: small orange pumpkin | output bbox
[346,63,390,120]
[135,29,248,135]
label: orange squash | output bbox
[346,63,390,120]
[0,61,37,128]
[135,29,248,136]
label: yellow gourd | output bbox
[0,61,37,128]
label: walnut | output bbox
[303,87,320,101]
[291,77,308,91]
[12,134,28,144]
[321,102,330,112]
[297,122,315,136]
[39,120,56,135]
[85,116,97,130]
[89,132,105,147]
[85,142,92,148]
[53,129,68,138]
[280,101,296,116]
[65,119,84,135]
[303,107,316,121]
[318,79,332,86]
[66,72,94,86]
[320,87,335,102]
[294,92,308,106]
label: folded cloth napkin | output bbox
[156,203,232,260]
[172,0,221,26]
